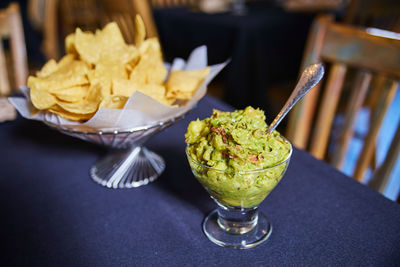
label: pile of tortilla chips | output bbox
[28,15,210,122]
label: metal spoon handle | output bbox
[267,63,325,134]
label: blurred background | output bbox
[0,0,399,201]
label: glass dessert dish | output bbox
[186,141,292,249]
[45,114,185,188]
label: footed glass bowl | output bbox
[186,141,292,249]
[45,114,185,188]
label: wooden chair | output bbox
[37,0,159,60]
[283,0,347,13]
[286,15,400,192]
[344,0,400,32]
[0,2,28,95]
[150,0,198,9]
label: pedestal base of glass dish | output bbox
[90,146,165,188]
[46,113,186,189]
[202,207,272,249]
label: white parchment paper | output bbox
[9,46,228,132]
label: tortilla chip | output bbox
[49,105,95,121]
[166,68,209,100]
[130,38,167,85]
[100,95,128,109]
[30,87,57,110]
[134,14,146,47]
[55,85,89,103]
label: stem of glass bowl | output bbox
[216,202,258,234]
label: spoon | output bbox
[266,63,325,134]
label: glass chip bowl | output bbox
[45,113,186,188]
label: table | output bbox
[154,3,314,121]
[1,95,400,266]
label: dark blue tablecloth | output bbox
[154,3,314,121]
[1,95,400,266]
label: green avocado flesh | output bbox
[185,106,291,208]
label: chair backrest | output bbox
[345,0,400,32]
[150,0,198,9]
[0,3,28,95]
[283,0,347,12]
[41,0,158,60]
[286,15,400,190]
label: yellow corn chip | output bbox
[130,38,167,85]
[28,60,89,92]
[74,22,127,65]
[36,55,75,78]
[57,54,76,68]
[65,33,77,55]
[54,85,89,103]
[112,79,172,106]
[85,82,103,104]
[96,22,126,50]
[134,14,146,47]
[98,54,128,80]
[112,78,137,97]
[30,87,57,110]
[166,68,210,100]
[49,105,95,121]
[90,54,128,99]
[74,28,98,65]
[88,77,111,101]
[117,45,140,65]
[100,95,128,109]
[56,98,99,114]
[36,59,58,78]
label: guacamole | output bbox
[185,106,291,208]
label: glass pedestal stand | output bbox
[46,114,185,188]
[90,146,165,188]
[203,202,272,249]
